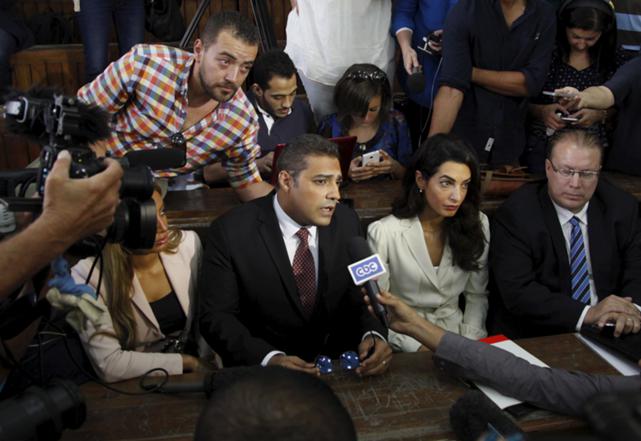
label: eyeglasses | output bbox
[345,70,387,82]
[548,159,600,181]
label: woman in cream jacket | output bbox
[368,134,489,352]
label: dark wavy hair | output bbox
[557,1,617,80]
[333,63,392,131]
[392,134,485,271]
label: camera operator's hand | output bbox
[41,150,123,244]
[0,150,123,299]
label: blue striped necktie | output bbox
[569,216,591,303]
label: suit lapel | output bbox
[402,217,440,289]
[130,274,161,331]
[257,198,307,318]
[539,187,572,295]
[160,250,190,316]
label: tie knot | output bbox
[570,216,581,228]
[296,228,310,244]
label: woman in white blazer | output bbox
[368,134,489,352]
[72,186,207,382]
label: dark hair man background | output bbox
[194,366,356,441]
[77,11,272,200]
[489,130,641,338]
[206,49,316,182]
[199,134,391,374]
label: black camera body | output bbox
[1,89,157,251]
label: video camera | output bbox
[0,89,156,252]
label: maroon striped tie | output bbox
[292,228,316,316]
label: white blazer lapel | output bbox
[160,250,191,317]
[401,218,440,289]
[130,273,161,331]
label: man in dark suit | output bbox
[489,130,641,338]
[199,134,391,375]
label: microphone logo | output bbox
[347,254,386,285]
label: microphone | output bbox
[144,366,257,398]
[407,71,426,95]
[346,237,388,328]
[122,148,186,170]
[449,390,523,441]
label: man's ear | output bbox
[278,170,293,191]
[193,39,204,62]
[251,84,264,97]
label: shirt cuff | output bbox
[395,27,413,36]
[361,331,386,342]
[575,305,591,331]
[261,350,285,367]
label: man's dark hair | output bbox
[194,367,357,441]
[276,134,340,183]
[200,11,259,47]
[547,129,604,162]
[253,49,297,90]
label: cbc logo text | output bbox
[355,262,380,277]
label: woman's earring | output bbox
[418,188,424,194]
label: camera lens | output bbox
[108,198,157,249]
[120,165,154,200]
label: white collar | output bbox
[551,198,590,226]
[255,100,292,120]
[273,194,318,242]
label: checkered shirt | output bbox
[77,44,262,187]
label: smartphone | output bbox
[555,112,579,122]
[361,150,381,166]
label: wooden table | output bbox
[165,173,641,232]
[64,334,618,441]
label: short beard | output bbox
[199,69,237,103]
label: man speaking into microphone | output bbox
[199,134,391,375]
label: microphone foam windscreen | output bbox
[407,72,426,94]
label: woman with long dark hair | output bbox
[72,185,210,382]
[318,63,412,181]
[367,134,489,351]
[525,0,628,172]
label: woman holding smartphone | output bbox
[367,134,489,352]
[318,63,412,182]
[525,0,628,173]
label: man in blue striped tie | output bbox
[489,130,641,338]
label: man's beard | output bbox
[200,69,238,103]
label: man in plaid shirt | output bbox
[77,11,273,201]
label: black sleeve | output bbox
[438,0,473,91]
[518,10,556,96]
[605,56,641,107]
[198,220,276,366]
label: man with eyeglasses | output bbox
[488,130,641,338]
